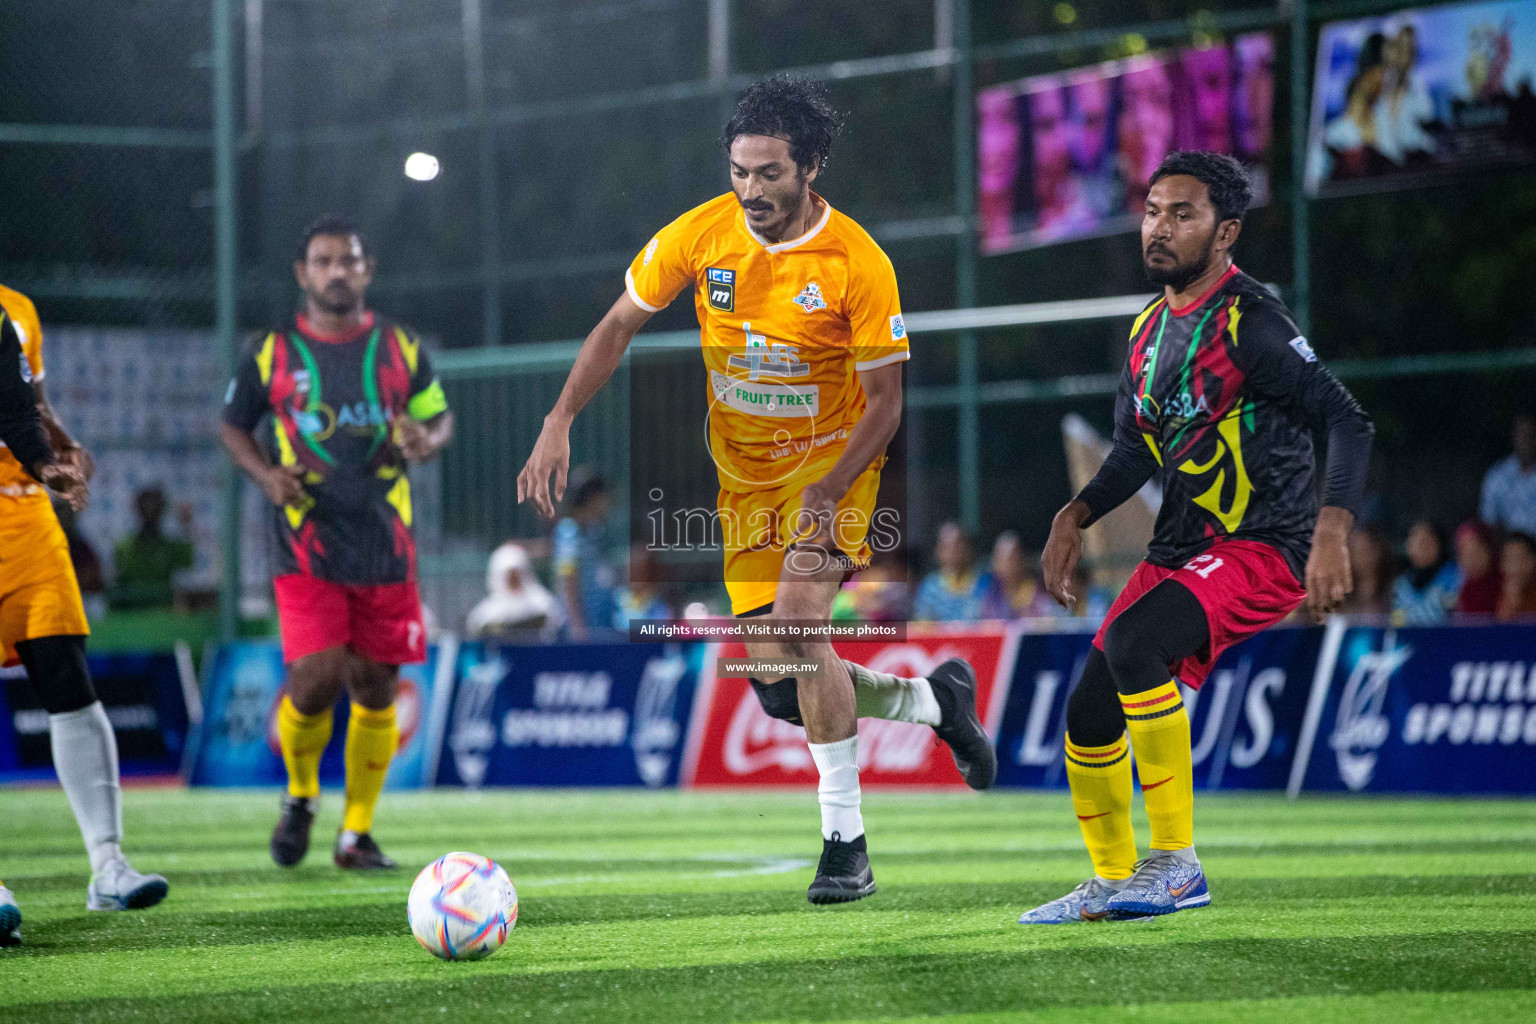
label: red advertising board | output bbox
[682,626,1017,787]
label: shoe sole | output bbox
[0,905,20,947]
[807,881,877,905]
[1108,892,1211,917]
[87,878,169,912]
[932,659,997,790]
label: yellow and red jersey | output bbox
[0,284,49,509]
[625,192,908,493]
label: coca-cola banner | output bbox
[681,626,1016,787]
[993,627,1322,791]
[1292,621,1536,794]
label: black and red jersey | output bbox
[222,312,449,585]
[1078,267,1374,580]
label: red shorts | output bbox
[1093,538,1305,689]
[273,574,426,666]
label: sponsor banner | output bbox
[437,641,703,788]
[977,34,1275,253]
[683,626,1015,787]
[1294,622,1536,794]
[995,626,1321,790]
[1306,0,1536,196]
[0,649,195,781]
[188,640,446,789]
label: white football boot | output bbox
[86,857,169,912]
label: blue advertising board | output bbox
[1292,621,1536,794]
[189,640,451,790]
[0,649,194,782]
[436,641,703,788]
[994,626,1322,791]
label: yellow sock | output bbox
[1064,732,1137,880]
[342,703,398,834]
[277,695,333,799]
[1119,680,1195,850]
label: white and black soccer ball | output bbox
[407,851,519,961]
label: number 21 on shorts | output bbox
[1182,553,1225,579]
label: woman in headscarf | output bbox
[1391,519,1459,625]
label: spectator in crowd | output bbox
[1392,519,1460,625]
[1496,532,1536,621]
[109,487,194,610]
[465,541,561,642]
[1338,525,1394,615]
[52,497,106,619]
[913,521,987,622]
[553,470,620,640]
[977,531,1052,620]
[1454,519,1502,616]
[1480,412,1536,537]
[613,542,671,630]
[832,550,909,622]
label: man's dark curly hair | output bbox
[296,213,369,262]
[721,75,845,174]
[1149,151,1254,223]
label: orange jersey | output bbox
[625,193,908,492]
[0,284,49,507]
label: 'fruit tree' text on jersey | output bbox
[625,193,908,493]
[1078,267,1373,579]
[222,313,449,584]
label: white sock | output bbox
[807,736,863,841]
[845,660,941,726]
[49,702,124,876]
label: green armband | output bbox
[407,379,449,420]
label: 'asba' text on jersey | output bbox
[222,313,449,584]
[1119,268,1326,577]
[625,193,908,492]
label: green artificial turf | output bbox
[1,788,1532,1023]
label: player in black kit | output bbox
[1019,152,1374,924]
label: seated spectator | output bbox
[1058,563,1113,624]
[110,487,194,610]
[832,550,909,622]
[1337,526,1393,615]
[913,521,987,622]
[1454,520,1502,616]
[977,531,1052,620]
[613,542,671,630]
[1480,412,1536,537]
[1496,532,1536,621]
[553,470,620,640]
[1392,519,1460,625]
[466,542,562,642]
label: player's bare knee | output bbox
[346,655,399,710]
[286,646,349,714]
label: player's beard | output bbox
[312,282,360,316]
[1143,227,1217,292]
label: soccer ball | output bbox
[407,852,519,961]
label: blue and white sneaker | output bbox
[1017,875,1127,924]
[1103,848,1209,918]
[86,858,169,912]
[0,886,20,947]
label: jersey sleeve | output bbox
[0,313,52,476]
[405,331,449,421]
[1076,365,1161,527]
[221,334,271,433]
[3,291,45,382]
[624,213,698,314]
[846,244,909,372]
[1231,297,1375,514]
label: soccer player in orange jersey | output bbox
[0,288,167,947]
[519,77,996,904]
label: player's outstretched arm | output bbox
[517,294,651,519]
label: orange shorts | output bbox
[0,498,90,667]
[720,457,886,616]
